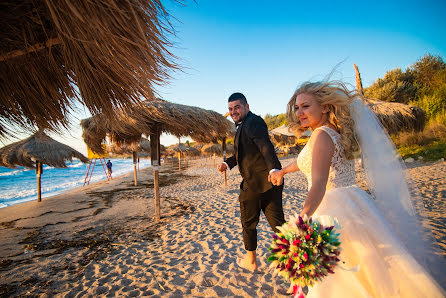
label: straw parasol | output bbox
[353,64,426,134]
[1,0,179,139]
[80,98,235,155]
[364,98,426,134]
[269,124,297,145]
[201,143,223,156]
[133,98,236,144]
[80,98,234,221]
[183,146,200,157]
[0,130,88,201]
[106,137,151,155]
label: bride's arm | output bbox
[268,160,300,185]
[300,130,334,217]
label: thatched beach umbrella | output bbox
[1,0,178,138]
[201,143,223,167]
[105,137,151,185]
[107,137,151,155]
[168,143,189,154]
[201,143,223,155]
[269,124,297,144]
[0,131,88,201]
[80,98,235,155]
[80,98,234,221]
[353,64,426,134]
[364,98,426,134]
[183,146,200,157]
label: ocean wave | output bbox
[0,169,25,177]
[67,162,86,168]
[0,158,152,208]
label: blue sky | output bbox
[4,0,446,154]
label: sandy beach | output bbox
[0,156,445,297]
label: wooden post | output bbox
[213,153,216,168]
[153,160,160,221]
[353,64,364,95]
[178,152,181,171]
[133,151,138,186]
[150,123,161,222]
[222,138,227,186]
[36,160,43,202]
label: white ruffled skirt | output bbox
[307,186,445,298]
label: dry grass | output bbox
[393,122,446,147]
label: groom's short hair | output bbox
[228,92,247,105]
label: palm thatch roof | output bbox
[80,98,235,154]
[1,0,178,139]
[0,130,88,168]
[352,64,425,134]
[166,143,200,156]
[201,143,222,155]
[106,137,151,155]
[364,98,426,134]
[168,143,189,153]
[269,124,297,145]
[133,99,236,143]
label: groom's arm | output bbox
[248,117,282,171]
[224,155,237,169]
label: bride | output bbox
[268,79,445,297]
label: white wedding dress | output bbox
[297,126,445,298]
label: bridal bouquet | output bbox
[268,214,342,297]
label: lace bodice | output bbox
[297,126,355,190]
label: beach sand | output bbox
[0,156,445,297]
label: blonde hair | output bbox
[286,80,361,159]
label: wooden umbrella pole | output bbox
[178,152,181,171]
[133,151,138,186]
[36,160,42,202]
[353,63,364,95]
[222,138,227,186]
[153,160,160,221]
[151,123,161,222]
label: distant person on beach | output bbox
[268,79,445,296]
[106,160,112,177]
[217,92,285,272]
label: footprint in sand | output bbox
[192,273,218,287]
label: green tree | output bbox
[364,68,417,104]
[264,113,287,130]
[411,54,446,88]
[364,54,446,124]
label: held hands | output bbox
[268,169,284,186]
[217,163,227,173]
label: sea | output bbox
[0,158,151,208]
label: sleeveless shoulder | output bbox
[297,126,355,190]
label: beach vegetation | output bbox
[364,54,446,161]
[364,53,446,126]
[392,121,446,161]
[264,113,287,130]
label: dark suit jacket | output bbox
[225,111,282,193]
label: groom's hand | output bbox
[217,163,227,173]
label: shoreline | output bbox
[0,159,153,209]
[0,156,444,297]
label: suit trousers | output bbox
[239,182,285,251]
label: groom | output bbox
[217,92,285,271]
